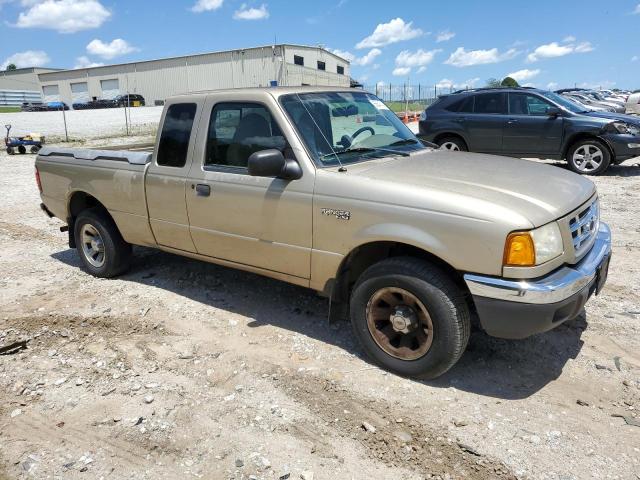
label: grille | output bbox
[569,199,599,258]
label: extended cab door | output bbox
[185,94,314,280]
[146,99,204,252]
[463,92,507,153]
[502,92,564,156]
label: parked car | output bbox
[560,94,610,112]
[418,87,640,175]
[21,102,47,112]
[46,101,69,111]
[625,92,640,115]
[35,86,611,379]
[72,99,117,110]
[562,92,616,112]
[114,94,145,107]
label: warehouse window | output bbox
[317,61,326,71]
[337,65,344,75]
[294,55,304,66]
[205,102,286,169]
[157,103,197,168]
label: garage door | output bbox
[100,79,120,99]
[42,85,60,103]
[70,82,89,103]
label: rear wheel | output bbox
[30,145,40,154]
[567,139,611,175]
[74,209,132,278]
[17,145,26,154]
[6,147,15,155]
[436,135,468,152]
[350,257,470,379]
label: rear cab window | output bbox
[157,103,197,167]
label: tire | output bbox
[350,257,470,379]
[6,147,15,155]
[567,139,611,175]
[436,135,468,152]
[74,208,132,278]
[30,145,40,154]
[17,145,26,154]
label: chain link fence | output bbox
[360,84,474,113]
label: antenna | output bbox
[295,93,346,172]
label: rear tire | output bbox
[6,147,15,155]
[567,139,611,175]
[350,257,470,379]
[17,145,26,154]
[30,145,40,154]
[437,135,468,152]
[74,209,132,278]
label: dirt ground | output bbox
[1,136,639,480]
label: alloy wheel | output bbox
[80,223,106,268]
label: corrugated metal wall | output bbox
[37,45,351,107]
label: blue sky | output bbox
[1,0,639,90]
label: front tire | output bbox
[436,135,468,152]
[567,139,611,175]
[350,257,470,379]
[74,209,132,278]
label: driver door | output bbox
[185,96,314,280]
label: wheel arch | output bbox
[562,133,615,160]
[66,191,119,248]
[432,132,469,148]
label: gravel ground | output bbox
[0,135,639,480]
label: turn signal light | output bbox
[503,232,535,266]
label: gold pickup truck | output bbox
[36,87,611,379]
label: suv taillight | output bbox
[35,167,42,193]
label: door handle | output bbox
[454,117,467,123]
[507,119,518,125]
[194,184,211,197]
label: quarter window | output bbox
[157,103,197,167]
[473,93,506,114]
[205,103,286,169]
[294,55,304,66]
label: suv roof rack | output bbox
[449,86,539,95]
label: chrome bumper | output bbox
[464,222,611,305]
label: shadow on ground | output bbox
[52,245,586,400]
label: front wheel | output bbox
[436,136,468,152]
[74,209,132,278]
[567,139,611,175]
[350,257,470,379]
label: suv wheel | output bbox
[74,208,132,278]
[350,257,470,379]
[437,136,468,152]
[567,139,611,175]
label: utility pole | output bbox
[61,106,68,142]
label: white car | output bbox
[625,92,640,115]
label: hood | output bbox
[582,111,640,125]
[343,150,596,227]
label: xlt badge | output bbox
[321,208,351,221]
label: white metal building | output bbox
[37,44,350,107]
[0,67,60,105]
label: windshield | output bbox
[540,91,588,113]
[280,91,425,166]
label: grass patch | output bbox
[0,106,20,113]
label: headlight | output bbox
[608,121,640,135]
[503,222,563,267]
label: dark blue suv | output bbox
[418,87,640,175]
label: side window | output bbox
[205,103,286,169]
[509,93,554,115]
[157,103,197,167]
[473,93,506,114]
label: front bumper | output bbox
[604,133,640,161]
[464,222,611,339]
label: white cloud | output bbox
[444,47,519,67]
[506,68,540,82]
[546,82,559,90]
[392,67,411,76]
[73,55,104,69]
[526,39,593,62]
[563,35,576,42]
[330,49,355,62]
[633,3,640,13]
[393,48,440,75]
[15,0,111,33]
[233,3,269,20]
[577,80,616,89]
[436,29,455,43]
[632,55,639,62]
[436,77,480,89]
[353,48,381,66]
[1,49,49,70]
[356,17,422,49]
[191,0,223,12]
[86,38,138,59]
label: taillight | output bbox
[35,167,42,193]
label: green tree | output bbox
[486,77,501,88]
[5,64,17,71]
[501,76,520,87]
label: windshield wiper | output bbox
[322,146,409,159]
[388,138,420,146]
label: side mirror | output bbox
[247,149,302,180]
[547,107,561,117]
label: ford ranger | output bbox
[35,87,611,379]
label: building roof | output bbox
[38,44,350,79]
[1,67,61,76]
